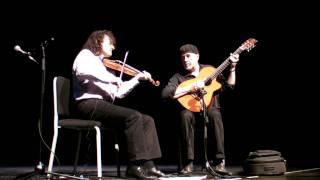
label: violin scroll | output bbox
[152,80,160,86]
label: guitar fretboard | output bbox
[204,43,247,83]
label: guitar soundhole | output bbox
[205,79,212,86]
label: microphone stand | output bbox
[35,42,47,172]
[197,89,222,178]
[14,42,47,179]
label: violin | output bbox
[103,58,160,86]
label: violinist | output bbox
[72,29,165,179]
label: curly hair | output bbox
[82,30,116,56]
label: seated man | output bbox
[161,44,239,175]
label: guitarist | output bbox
[161,44,239,176]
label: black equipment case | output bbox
[243,150,286,175]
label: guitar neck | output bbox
[205,46,244,83]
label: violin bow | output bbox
[119,50,129,80]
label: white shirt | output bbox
[72,49,139,101]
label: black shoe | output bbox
[214,159,232,176]
[180,162,193,174]
[145,167,166,177]
[126,166,155,179]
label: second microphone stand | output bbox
[196,89,222,179]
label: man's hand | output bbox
[191,80,205,92]
[229,53,239,71]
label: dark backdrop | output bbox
[2,1,319,169]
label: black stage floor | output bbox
[1,165,320,180]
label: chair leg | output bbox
[47,129,59,177]
[95,126,102,178]
[73,131,82,175]
[115,143,120,177]
[178,137,183,171]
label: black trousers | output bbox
[76,98,162,161]
[179,107,225,166]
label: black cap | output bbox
[179,44,199,54]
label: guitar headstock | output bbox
[240,38,258,52]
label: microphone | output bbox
[14,45,38,64]
[48,37,55,41]
[14,45,30,55]
[42,37,55,47]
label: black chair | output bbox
[47,76,109,179]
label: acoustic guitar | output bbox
[175,38,257,112]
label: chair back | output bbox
[53,76,72,119]
[49,77,104,179]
